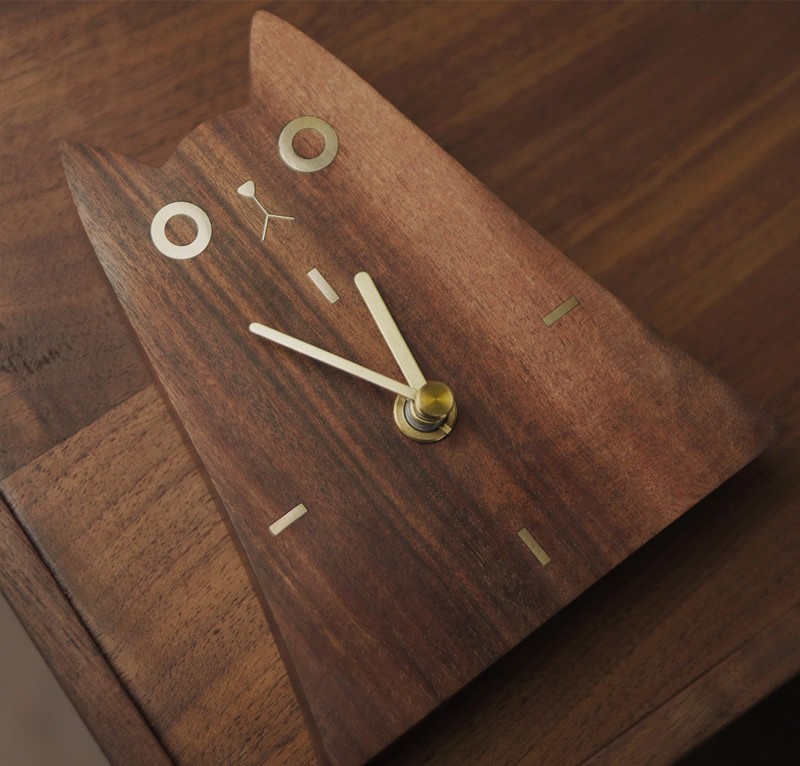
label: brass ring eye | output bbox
[278,116,339,173]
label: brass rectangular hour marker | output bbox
[542,296,579,326]
[518,527,551,565]
[308,268,340,303]
[270,503,308,536]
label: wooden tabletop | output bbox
[2,3,799,765]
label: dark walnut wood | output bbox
[0,0,265,479]
[0,496,171,766]
[4,387,314,765]
[3,3,800,766]
[5,386,799,766]
[61,12,776,765]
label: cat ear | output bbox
[248,11,351,130]
[61,141,159,254]
[248,12,278,102]
[248,12,324,104]
[61,141,156,207]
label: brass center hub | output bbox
[394,381,457,443]
[411,381,455,424]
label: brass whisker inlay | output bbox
[270,503,308,536]
[543,296,580,326]
[518,527,551,566]
[308,268,340,303]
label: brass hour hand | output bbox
[249,323,417,400]
[354,272,427,390]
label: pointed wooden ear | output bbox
[247,11,358,137]
[249,12,279,102]
[248,11,322,104]
[61,141,155,206]
[61,141,160,261]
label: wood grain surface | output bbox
[4,386,313,765]
[0,495,171,766]
[2,2,800,765]
[60,10,777,765]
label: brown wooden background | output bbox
[1,3,799,765]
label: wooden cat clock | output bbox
[62,12,776,766]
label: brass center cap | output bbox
[414,381,455,421]
[394,381,457,443]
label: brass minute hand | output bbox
[249,323,417,400]
[354,272,427,389]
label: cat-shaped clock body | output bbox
[63,13,776,766]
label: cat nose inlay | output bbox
[236,179,294,241]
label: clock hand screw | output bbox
[395,379,457,442]
[405,381,455,432]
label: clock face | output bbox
[62,13,775,766]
